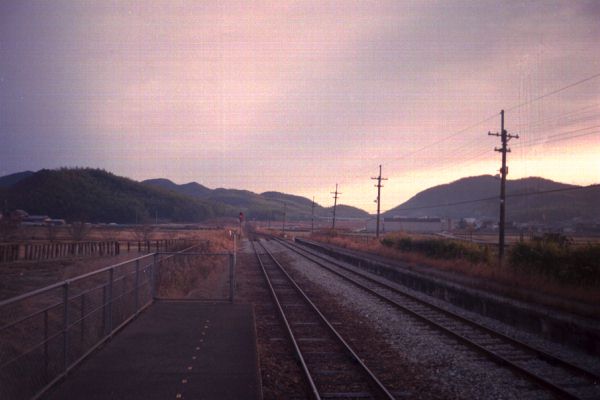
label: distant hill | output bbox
[142,178,211,198]
[0,171,35,188]
[324,204,373,219]
[1,168,235,223]
[142,179,370,220]
[385,175,600,223]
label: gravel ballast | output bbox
[263,239,562,400]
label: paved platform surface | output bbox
[44,301,261,400]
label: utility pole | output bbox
[311,196,315,233]
[331,184,341,230]
[371,165,388,238]
[282,202,287,236]
[488,110,519,264]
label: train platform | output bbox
[44,301,261,400]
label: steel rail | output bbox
[281,238,600,382]
[276,237,599,400]
[251,240,321,400]
[253,239,396,400]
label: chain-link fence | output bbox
[0,248,234,400]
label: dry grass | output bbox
[11,225,213,243]
[156,229,236,299]
[309,232,600,318]
[0,228,236,301]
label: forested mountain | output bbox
[385,175,600,223]
[0,169,369,223]
[0,171,34,188]
[142,179,370,220]
[0,168,235,223]
[142,178,211,198]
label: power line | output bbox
[393,114,498,161]
[540,130,599,145]
[546,125,600,139]
[392,73,600,173]
[505,72,600,113]
[507,184,600,198]
[513,129,600,149]
[513,104,600,129]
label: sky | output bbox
[1,1,599,213]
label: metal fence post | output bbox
[80,294,85,343]
[44,309,49,380]
[233,234,237,270]
[108,268,114,335]
[102,285,107,335]
[62,282,70,372]
[151,253,158,300]
[229,253,235,302]
[134,259,140,313]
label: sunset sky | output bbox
[1,1,599,213]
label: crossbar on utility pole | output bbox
[331,184,341,230]
[371,165,388,238]
[488,109,519,264]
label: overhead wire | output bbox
[504,72,600,113]
[378,72,600,181]
[512,125,600,149]
[418,73,599,168]
[334,72,600,212]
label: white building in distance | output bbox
[367,217,446,233]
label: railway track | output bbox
[273,237,600,400]
[251,239,396,400]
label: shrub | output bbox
[381,234,490,264]
[508,236,600,287]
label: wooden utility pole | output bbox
[331,184,341,230]
[311,196,315,233]
[488,110,519,263]
[371,165,388,238]
[282,202,287,236]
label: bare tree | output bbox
[46,223,59,242]
[0,218,19,242]
[68,221,91,242]
[133,221,155,243]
